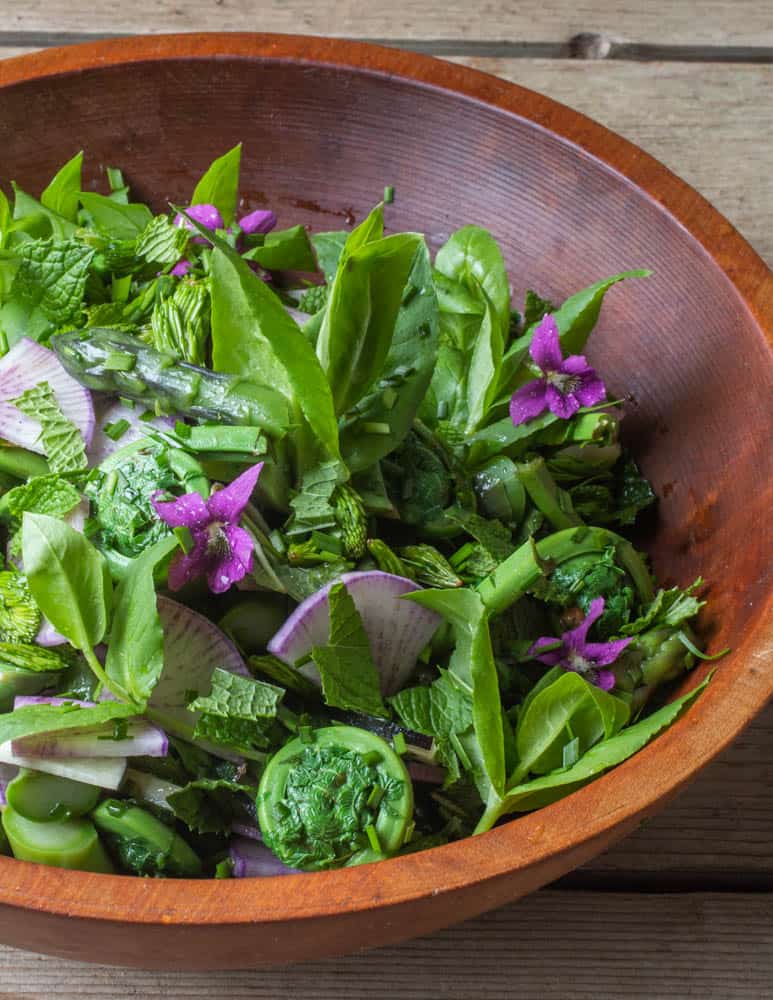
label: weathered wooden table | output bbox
[0,3,770,996]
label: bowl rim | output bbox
[0,31,770,931]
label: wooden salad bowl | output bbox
[0,33,770,970]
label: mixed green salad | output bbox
[0,145,715,878]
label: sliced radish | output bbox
[0,743,126,790]
[229,838,299,878]
[0,762,18,806]
[267,571,442,696]
[11,719,167,759]
[148,597,248,743]
[0,338,95,450]
[13,696,95,709]
[88,397,174,465]
[407,761,446,785]
[231,821,262,841]
[124,768,183,811]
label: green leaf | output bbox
[317,225,423,416]
[510,672,629,783]
[12,382,87,473]
[434,225,511,338]
[209,242,340,460]
[522,289,556,328]
[11,184,77,241]
[286,460,341,535]
[190,144,242,227]
[0,238,95,344]
[0,641,68,673]
[0,474,82,560]
[465,294,504,434]
[621,579,704,636]
[406,588,505,798]
[40,152,84,223]
[79,192,153,239]
[390,684,432,733]
[242,225,317,272]
[476,676,709,831]
[105,535,178,705]
[0,699,136,747]
[311,231,347,282]
[21,512,112,651]
[551,269,651,357]
[167,777,255,835]
[190,667,284,720]
[310,582,387,717]
[340,240,440,472]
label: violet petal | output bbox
[564,597,606,650]
[509,380,549,426]
[152,490,210,530]
[238,209,277,235]
[527,635,564,666]
[582,636,633,667]
[171,259,192,278]
[529,315,563,372]
[206,463,263,523]
[595,669,616,692]
[206,524,254,594]
[174,203,224,232]
[545,383,581,420]
[574,373,607,408]
[166,536,210,592]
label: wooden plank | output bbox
[2,1,772,47]
[0,892,769,997]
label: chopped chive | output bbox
[381,387,397,410]
[215,858,233,879]
[103,418,130,441]
[310,530,343,555]
[361,750,382,766]
[299,724,314,744]
[392,732,407,756]
[174,526,194,554]
[269,530,286,555]
[437,400,449,420]
[366,785,384,809]
[102,351,135,372]
[562,736,580,769]
[118,375,147,395]
[174,420,192,439]
[106,166,125,192]
[139,409,155,422]
[365,823,382,853]
[118,396,136,409]
[362,421,391,436]
[383,185,394,204]
[103,469,118,498]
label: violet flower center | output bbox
[206,522,232,560]
[566,649,593,675]
[546,370,582,396]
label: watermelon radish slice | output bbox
[230,838,299,878]
[0,338,95,452]
[267,571,442,696]
[11,719,167,759]
[0,743,126,790]
[148,596,249,744]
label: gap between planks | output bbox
[0,892,770,999]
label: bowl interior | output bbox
[0,37,769,966]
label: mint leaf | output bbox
[1,238,94,343]
[286,460,341,536]
[13,381,87,473]
[190,668,284,720]
[0,474,82,558]
[310,582,387,717]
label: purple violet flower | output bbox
[170,260,192,278]
[174,203,225,244]
[238,208,277,235]
[509,314,607,426]
[528,598,631,691]
[171,203,277,273]
[152,462,263,595]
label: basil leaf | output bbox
[40,151,84,223]
[340,240,440,472]
[21,512,112,651]
[317,226,422,416]
[0,700,137,747]
[209,242,340,461]
[79,192,153,239]
[434,225,511,340]
[105,535,178,705]
[475,676,709,831]
[190,143,242,227]
[310,581,387,717]
[242,225,317,272]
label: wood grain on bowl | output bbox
[0,32,769,969]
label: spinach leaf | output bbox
[465,295,504,433]
[310,581,387,717]
[40,152,84,223]
[0,238,95,344]
[12,382,87,473]
[21,512,112,652]
[340,240,440,472]
[105,535,178,705]
[208,241,340,461]
[418,311,478,429]
[79,192,153,239]
[242,225,317,272]
[0,699,137,747]
[316,217,422,416]
[311,231,347,282]
[434,225,511,339]
[510,671,629,783]
[190,143,242,227]
[406,588,505,800]
[11,183,77,241]
[475,676,709,831]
